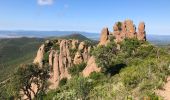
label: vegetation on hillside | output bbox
[1,35,170,99]
[0,38,43,82]
[39,38,170,99]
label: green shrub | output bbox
[52,43,60,50]
[69,76,93,100]
[59,78,67,87]
[69,48,77,58]
[44,41,53,52]
[120,38,142,56]
[68,63,86,76]
[117,21,122,31]
[43,52,49,64]
[89,72,105,80]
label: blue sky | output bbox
[0,0,170,35]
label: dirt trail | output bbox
[156,76,170,100]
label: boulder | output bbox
[82,56,101,77]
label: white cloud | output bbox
[37,0,54,6]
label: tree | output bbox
[92,42,118,71]
[13,64,50,99]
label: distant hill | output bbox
[0,34,93,82]
[0,30,100,40]
[147,34,170,45]
[1,31,170,45]
[49,33,91,41]
[0,37,44,82]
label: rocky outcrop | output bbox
[73,52,83,65]
[58,40,72,79]
[82,56,101,77]
[33,39,93,89]
[98,19,146,45]
[98,27,110,46]
[137,22,146,41]
[124,20,136,38]
[49,50,54,67]
[71,40,79,49]
[50,51,60,89]
[32,19,147,91]
[33,44,45,67]
[78,42,85,51]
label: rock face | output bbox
[98,27,110,46]
[33,44,45,67]
[82,56,101,77]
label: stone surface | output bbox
[106,19,146,44]
[33,44,45,67]
[98,27,110,46]
[124,20,136,38]
[137,22,146,41]
[73,51,83,65]
[71,39,79,49]
[49,50,54,67]
[78,42,85,51]
[82,56,101,77]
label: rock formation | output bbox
[78,41,85,51]
[98,19,146,45]
[49,50,54,67]
[137,22,146,41]
[33,39,93,89]
[98,27,110,46]
[32,19,147,91]
[82,56,101,77]
[33,44,45,67]
[73,52,83,65]
[71,39,79,49]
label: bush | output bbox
[69,48,77,58]
[69,76,93,100]
[117,21,122,31]
[52,43,60,50]
[68,63,86,76]
[43,52,50,64]
[120,38,142,56]
[59,78,67,87]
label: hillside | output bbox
[1,20,170,100]
[0,37,44,82]
[2,20,170,100]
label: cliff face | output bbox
[33,19,146,90]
